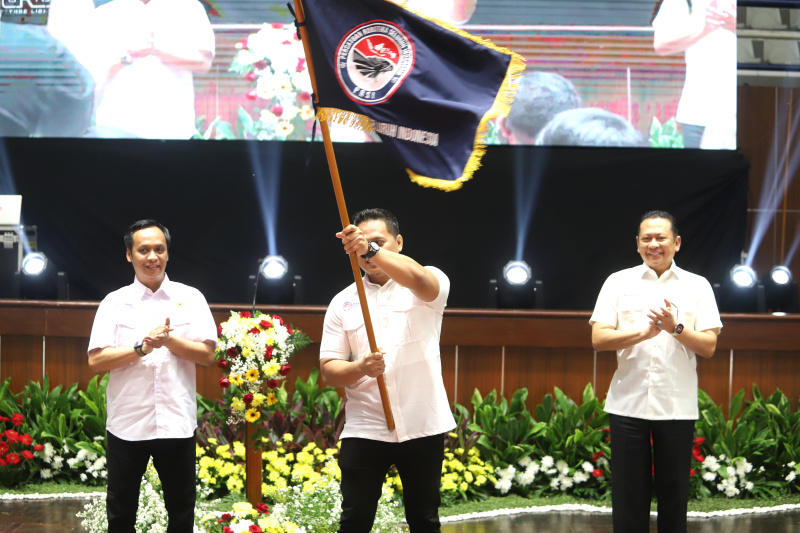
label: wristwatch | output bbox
[361,241,380,260]
[133,341,146,357]
[672,323,684,336]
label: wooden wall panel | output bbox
[0,335,43,390]
[44,336,95,392]
[455,346,503,408]
[696,349,733,415]
[731,350,800,409]
[440,345,457,407]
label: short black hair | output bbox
[535,108,643,147]
[351,208,399,237]
[506,72,581,142]
[124,219,171,251]
[640,210,678,238]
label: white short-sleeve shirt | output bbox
[590,262,722,420]
[88,274,218,441]
[320,266,456,443]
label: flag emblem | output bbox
[335,21,415,105]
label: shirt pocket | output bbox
[341,310,369,361]
[388,298,427,346]
[617,293,649,330]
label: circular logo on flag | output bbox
[335,20,415,105]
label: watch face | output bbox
[675,324,684,334]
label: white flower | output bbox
[723,484,740,497]
[558,475,573,490]
[541,456,554,469]
[495,465,516,481]
[494,478,512,494]
[702,456,720,471]
[573,471,589,484]
[702,471,717,482]
[525,462,540,476]
[67,457,79,469]
[734,458,753,476]
[786,471,797,482]
[582,461,594,473]
[549,477,559,489]
[514,470,535,486]
[556,460,569,475]
[789,461,796,468]
[80,473,88,482]
[518,456,532,468]
[744,481,754,491]
[39,469,53,479]
[52,456,64,469]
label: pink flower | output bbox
[271,105,284,117]
[296,58,306,72]
[246,71,258,81]
[298,91,311,102]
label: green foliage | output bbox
[649,116,684,148]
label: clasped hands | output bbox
[140,317,173,355]
[645,299,676,337]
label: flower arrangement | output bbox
[440,444,495,505]
[198,460,402,533]
[35,439,107,485]
[215,311,311,435]
[0,414,42,487]
[229,24,316,140]
[494,452,609,498]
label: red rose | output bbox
[217,360,229,370]
[243,393,254,404]
[296,58,306,72]
[253,60,268,70]
[11,413,23,426]
[21,450,33,460]
[690,468,696,477]
[227,347,239,358]
[592,468,603,478]
[6,453,20,465]
[271,105,284,117]
[256,502,270,514]
[240,312,252,318]
[267,380,278,389]
[249,328,261,335]
[279,365,291,376]
[592,451,604,462]
[218,513,233,523]
[33,444,44,452]
[219,377,231,389]
[273,315,283,325]
[223,528,234,533]
[246,71,258,82]
[693,436,706,446]
[216,325,223,338]
[264,346,274,360]
[21,434,33,446]
[260,319,273,329]
[249,526,262,533]
[286,326,293,334]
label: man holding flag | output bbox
[319,208,454,533]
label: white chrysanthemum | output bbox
[514,470,535,486]
[789,461,796,468]
[786,471,797,482]
[582,461,594,473]
[495,465,516,481]
[573,471,589,484]
[702,471,717,482]
[702,456,720,471]
[549,477,559,489]
[744,481,754,491]
[52,456,64,470]
[494,478,512,494]
[39,468,53,479]
[734,458,753,476]
[541,456,554,469]
[80,473,88,482]
[556,460,569,475]
[558,475,573,490]
[526,461,540,476]
[518,456,532,468]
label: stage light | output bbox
[260,255,288,280]
[503,260,532,285]
[21,252,47,275]
[769,265,792,285]
[730,264,758,288]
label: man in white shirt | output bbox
[320,208,454,533]
[590,210,722,533]
[88,219,217,532]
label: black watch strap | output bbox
[134,341,146,357]
[361,241,380,259]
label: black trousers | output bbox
[106,431,197,533]
[337,434,445,533]
[609,414,695,533]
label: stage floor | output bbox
[2,497,800,532]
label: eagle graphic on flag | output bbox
[299,0,525,190]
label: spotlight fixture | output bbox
[769,265,792,286]
[730,264,757,288]
[260,255,288,280]
[503,260,532,285]
[21,252,47,275]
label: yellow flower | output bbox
[233,441,246,459]
[299,104,314,120]
[245,408,261,423]
[208,437,218,445]
[252,393,266,407]
[266,392,278,406]
[216,445,232,459]
[232,501,256,515]
[246,368,260,382]
[460,481,468,492]
[448,431,458,438]
[264,362,280,376]
[226,476,244,493]
[195,444,205,458]
[476,475,487,485]
[276,121,294,137]
[230,374,244,387]
[242,348,254,358]
[231,397,246,411]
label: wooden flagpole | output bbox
[292,0,395,431]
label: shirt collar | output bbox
[638,261,683,280]
[132,273,172,298]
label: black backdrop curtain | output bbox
[0,138,748,309]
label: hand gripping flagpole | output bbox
[292,0,395,431]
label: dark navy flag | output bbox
[300,0,525,191]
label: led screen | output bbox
[0,0,736,148]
